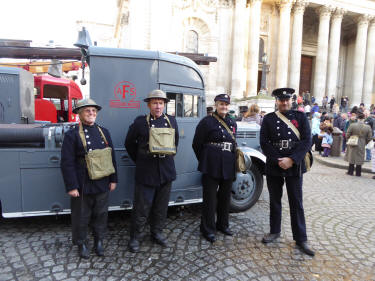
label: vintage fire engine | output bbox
[0,33,265,218]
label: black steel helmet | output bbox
[73,98,102,114]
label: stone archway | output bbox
[182,17,211,54]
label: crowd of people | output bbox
[297,92,375,178]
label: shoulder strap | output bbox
[212,113,235,142]
[78,123,109,151]
[146,114,172,128]
[275,111,301,140]
[79,123,87,152]
[97,126,109,146]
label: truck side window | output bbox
[166,93,176,116]
[166,92,198,118]
[183,94,198,117]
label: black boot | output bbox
[94,239,104,256]
[151,232,168,247]
[296,241,315,256]
[355,165,362,177]
[262,233,280,244]
[128,237,140,253]
[347,164,354,175]
[78,242,90,259]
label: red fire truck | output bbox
[34,75,83,123]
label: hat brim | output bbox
[144,97,169,103]
[214,98,230,104]
[73,104,102,114]
[275,95,292,100]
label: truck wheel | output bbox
[230,164,263,213]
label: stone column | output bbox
[363,19,375,107]
[246,0,262,97]
[275,0,293,88]
[231,0,247,99]
[288,0,307,94]
[326,8,345,99]
[312,6,332,104]
[352,15,371,106]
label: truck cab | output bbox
[34,75,83,123]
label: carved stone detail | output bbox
[316,5,334,19]
[356,14,373,26]
[331,8,345,20]
[293,0,308,14]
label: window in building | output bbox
[259,38,265,63]
[185,30,198,53]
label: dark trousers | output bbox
[130,182,171,238]
[266,175,307,243]
[201,174,232,235]
[323,147,331,157]
[312,134,323,152]
[348,164,361,176]
[71,191,109,245]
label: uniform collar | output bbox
[214,111,227,120]
[82,123,96,128]
[149,113,164,121]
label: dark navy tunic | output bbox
[125,114,179,186]
[192,112,237,180]
[260,110,311,176]
[61,124,118,194]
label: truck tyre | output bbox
[230,164,263,213]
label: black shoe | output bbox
[78,243,90,259]
[151,233,168,247]
[202,232,216,243]
[128,238,140,253]
[262,233,280,244]
[296,241,315,256]
[94,239,104,256]
[217,227,233,236]
[346,172,353,176]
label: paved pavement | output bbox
[313,151,374,174]
[1,161,375,281]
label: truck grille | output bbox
[236,131,257,138]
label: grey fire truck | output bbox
[0,46,265,218]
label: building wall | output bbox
[110,0,375,107]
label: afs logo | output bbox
[110,81,140,108]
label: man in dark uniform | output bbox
[192,94,237,243]
[61,98,118,259]
[260,88,315,256]
[125,89,179,253]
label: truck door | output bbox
[160,85,204,202]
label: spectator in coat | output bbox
[329,95,335,112]
[242,104,262,125]
[311,103,320,114]
[322,96,328,110]
[364,109,374,161]
[320,126,333,157]
[345,111,372,176]
[311,112,322,152]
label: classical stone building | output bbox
[108,0,375,107]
